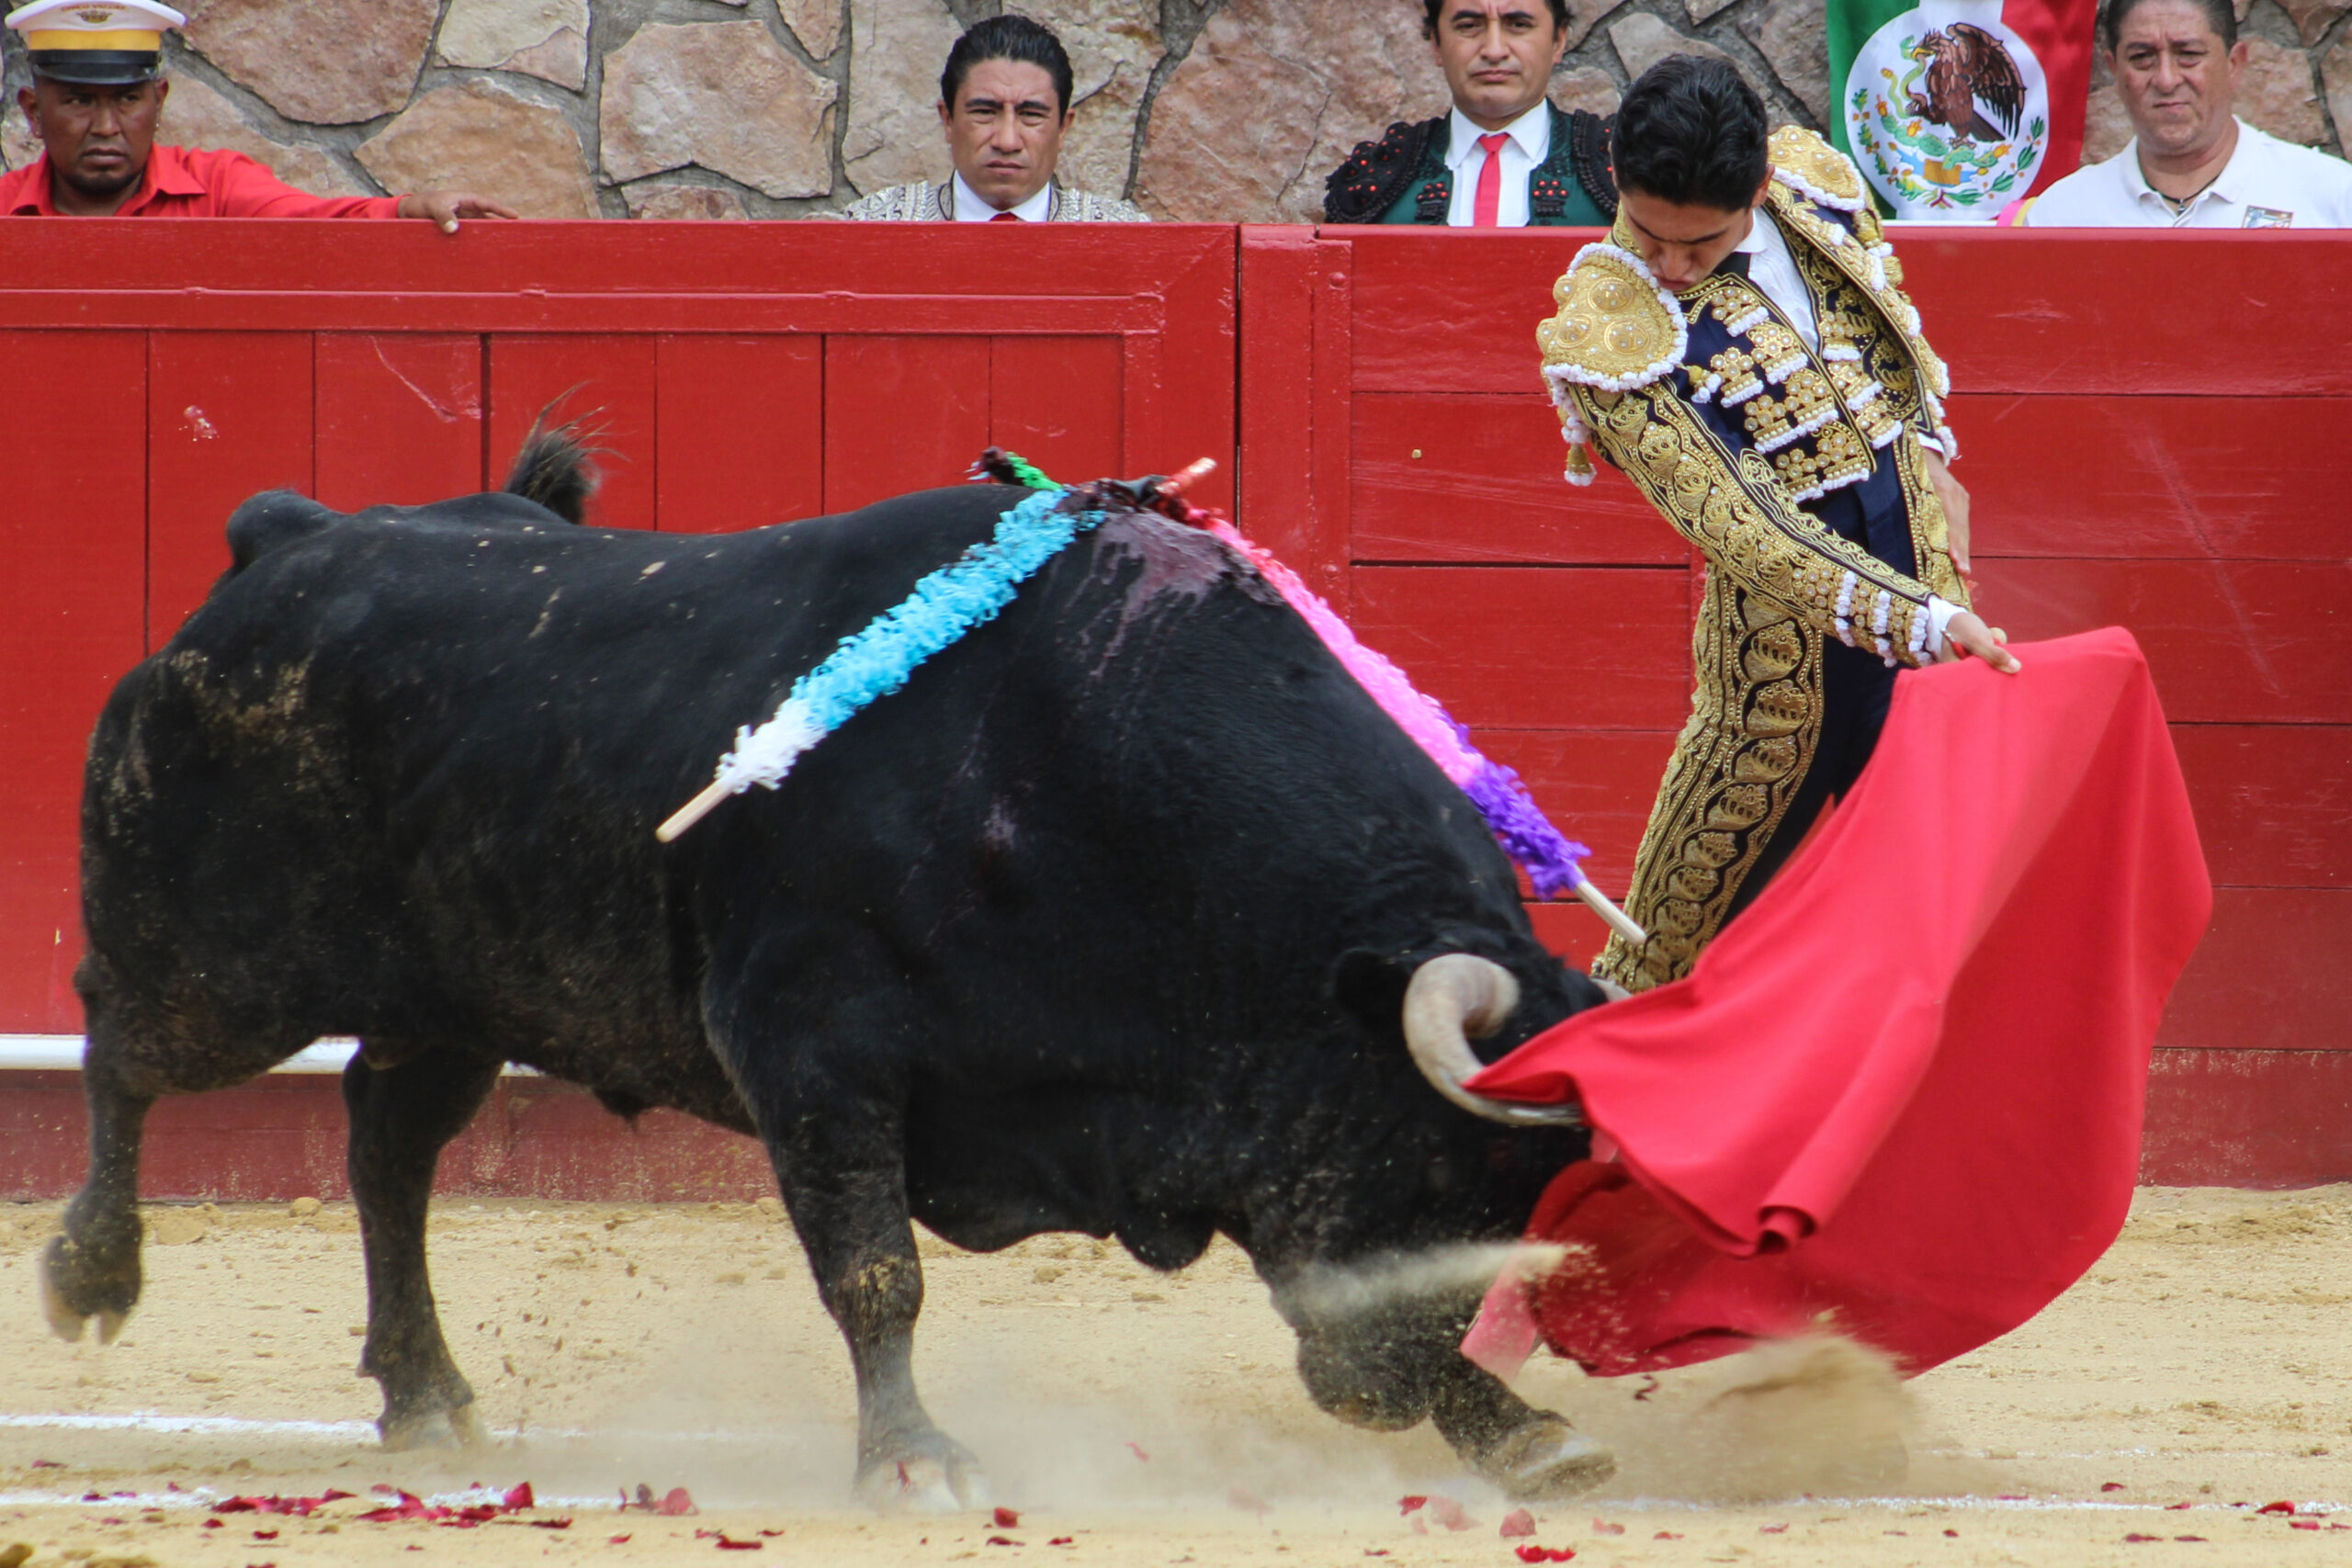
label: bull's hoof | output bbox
[39,1235,138,1345]
[1472,1414,1616,1501]
[379,1401,488,1452]
[854,1438,989,1513]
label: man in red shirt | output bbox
[3,0,515,228]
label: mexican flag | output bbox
[1826,0,2096,220]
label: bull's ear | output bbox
[1330,946,1413,1035]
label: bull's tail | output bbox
[503,412,602,525]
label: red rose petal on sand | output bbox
[1427,1496,1472,1531]
[2258,1502,2298,1515]
[1654,1531,1682,1540]
[1048,1538,1075,1548]
[1512,1548,1576,1563]
[2102,1483,2127,1493]
[30,1460,62,1469]
[658,1488,697,1517]
[2177,1536,2207,1542]
[1760,1524,1788,1534]
[987,1536,1022,1547]
[2291,1520,2321,1531]
[504,1483,536,1511]
[1364,1552,1390,1559]
[253,1529,277,1540]
[204,1519,224,1529]
[1944,1529,1959,1538]
[2166,1502,2195,1510]
[608,1535,632,1545]
[1592,1520,1625,1536]
[533,1518,572,1530]
[2124,1533,2162,1542]
[757,1529,784,1538]
[994,1508,1022,1528]
[1397,1496,1427,1515]
[715,1539,763,1551]
[1500,1508,1536,1538]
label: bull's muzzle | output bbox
[1401,954,1588,1127]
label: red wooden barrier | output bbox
[0,221,2341,1200]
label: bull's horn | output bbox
[1402,954,1585,1127]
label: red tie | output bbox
[1473,130,1511,228]
[989,210,1023,222]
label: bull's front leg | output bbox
[1288,1285,1615,1501]
[763,1101,981,1509]
[40,1048,153,1344]
[344,1043,503,1450]
[1430,1355,1617,1500]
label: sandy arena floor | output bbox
[0,1186,2345,1567]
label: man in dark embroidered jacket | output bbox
[1324,0,1614,226]
[1537,57,2019,994]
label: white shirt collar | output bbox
[1729,208,1819,351]
[949,171,1055,222]
[1443,100,1550,171]
[2119,118,2255,210]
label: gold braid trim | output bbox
[1570,382,1939,662]
[1594,584,1823,991]
[1895,430,1972,609]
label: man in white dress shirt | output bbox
[842,15,1146,223]
[1322,0,1615,227]
[2023,0,2352,226]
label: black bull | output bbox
[44,444,1616,1502]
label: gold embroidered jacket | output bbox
[1536,128,1970,993]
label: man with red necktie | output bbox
[1324,0,1616,227]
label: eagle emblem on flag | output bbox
[1907,24,2027,141]
[1839,0,2051,218]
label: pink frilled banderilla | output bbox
[1201,515,1593,901]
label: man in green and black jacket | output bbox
[1324,0,1616,227]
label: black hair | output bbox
[2098,0,2234,53]
[940,15,1076,117]
[1420,0,1573,37]
[1611,55,1769,211]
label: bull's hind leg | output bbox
[343,1043,502,1450]
[40,1048,152,1344]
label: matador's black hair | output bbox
[1611,55,1770,212]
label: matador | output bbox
[1538,58,2018,994]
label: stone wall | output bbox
[3,0,2346,220]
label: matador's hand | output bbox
[1923,449,1973,590]
[1942,610,2020,674]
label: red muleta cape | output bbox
[1462,627,2210,1380]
